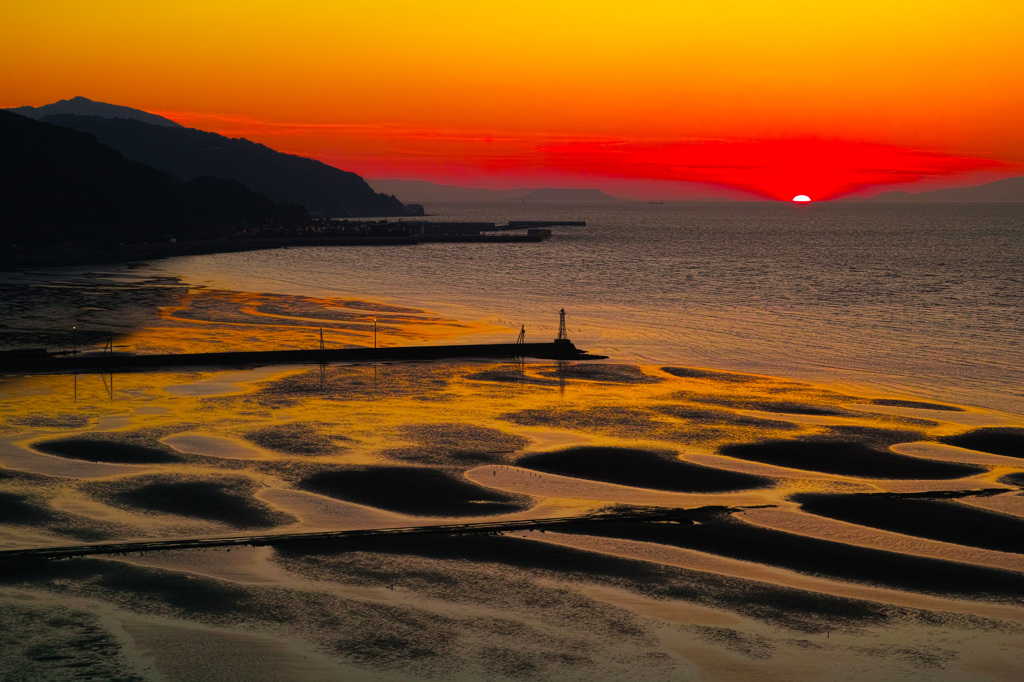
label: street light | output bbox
[374,318,377,349]
[72,326,77,355]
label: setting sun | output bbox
[792,195,811,202]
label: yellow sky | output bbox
[4,1,1023,195]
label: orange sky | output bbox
[4,1,1023,199]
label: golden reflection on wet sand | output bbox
[2,287,1024,679]
[129,288,499,354]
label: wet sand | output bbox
[792,492,1024,555]
[32,436,183,464]
[558,511,1024,599]
[163,433,274,460]
[738,506,1024,574]
[81,473,296,529]
[719,427,985,479]
[2,275,1024,679]
[298,466,531,516]
[517,446,772,492]
[939,428,1024,459]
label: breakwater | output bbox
[0,340,606,375]
[326,219,584,233]
[0,508,692,563]
[507,220,586,228]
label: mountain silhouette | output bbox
[516,188,618,202]
[39,111,420,217]
[863,176,1024,202]
[368,178,532,203]
[7,95,182,128]
[0,111,307,250]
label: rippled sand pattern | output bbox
[2,285,1024,680]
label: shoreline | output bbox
[2,292,1024,678]
[0,226,557,271]
[4,258,1023,419]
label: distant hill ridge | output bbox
[0,110,307,250]
[367,179,620,203]
[39,112,420,217]
[862,176,1024,203]
[7,95,182,128]
[367,179,531,203]
[6,97,420,217]
[517,188,617,202]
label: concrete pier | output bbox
[0,340,606,375]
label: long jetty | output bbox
[341,219,586,233]
[0,508,689,564]
[0,340,606,375]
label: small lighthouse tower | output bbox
[555,308,571,347]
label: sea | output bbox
[4,201,1024,679]
[145,201,1024,416]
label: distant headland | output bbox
[367,179,621,204]
[516,188,617,202]
[850,176,1024,203]
[0,97,429,268]
[7,97,422,219]
[0,99,593,269]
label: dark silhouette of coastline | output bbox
[0,111,308,255]
[38,112,422,218]
[1,221,556,269]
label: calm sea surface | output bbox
[146,202,1024,415]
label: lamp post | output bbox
[72,326,77,355]
[374,318,377,349]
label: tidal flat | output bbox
[1,271,1023,680]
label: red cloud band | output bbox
[153,111,1018,199]
[531,138,1018,200]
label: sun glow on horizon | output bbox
[793,195,812,202]
[3,1,1023,199]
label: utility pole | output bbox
[515,324,526,373]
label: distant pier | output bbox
[279,218,589,244]
[507,220,586,228]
